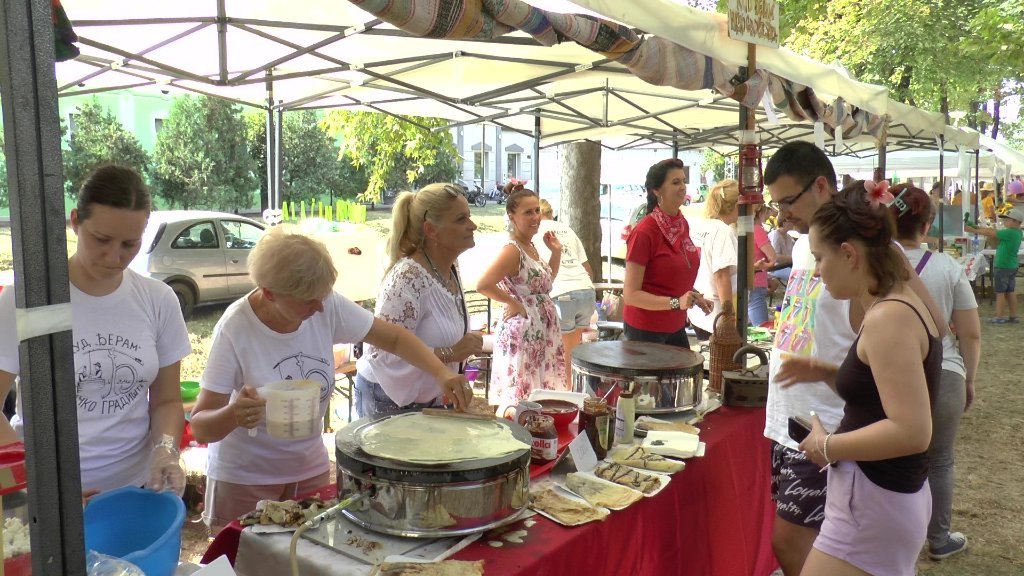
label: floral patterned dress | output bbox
[489,242,567,405]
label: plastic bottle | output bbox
[971,235,981,255]
[614,382,636,446]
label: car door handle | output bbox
[230,258,240,264]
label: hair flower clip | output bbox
[863,180,894,209]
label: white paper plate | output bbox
[529,486,610,526]
[606,446,686,475]
[590,464,671,498]
[555,474,643,511]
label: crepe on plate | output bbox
[565,472,643,509]
[238,495,338,527]
[635,416,700,435]
[530,486,607,525]
[609,446,686,473]
[374,560,485,576]
[593,462,662,495]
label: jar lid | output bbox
[0,442,27,495]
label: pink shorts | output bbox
[203,470,331,534]
[813,461,930,576]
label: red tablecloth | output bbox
[203,407,778,576]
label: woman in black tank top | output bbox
[791,184,942,576]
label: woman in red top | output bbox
[622,159,712,347]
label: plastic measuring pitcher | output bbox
[263,380,321,440]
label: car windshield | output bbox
[599,198,637,221]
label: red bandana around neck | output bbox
[650,206,685,252]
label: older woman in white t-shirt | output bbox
[191,229,470,532]
[891,183,981,560]
[355,184,484,417]
[687,179,739,339]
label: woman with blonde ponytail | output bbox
[355,183,484,417]
[688,179,740,339]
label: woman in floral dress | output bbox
[477,187,566,406]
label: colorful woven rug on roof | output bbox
[348,0,883,139]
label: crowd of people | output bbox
[0,143,999,572]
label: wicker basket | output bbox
[709,312,743,393]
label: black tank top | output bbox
[834,299,942,493]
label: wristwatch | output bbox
[669,297,681,310]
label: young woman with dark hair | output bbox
[622,159,712,347]
[477,187,566,405]
[778,182,941,576]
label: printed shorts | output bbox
[993,267,1018,294]
[771,441,828,529]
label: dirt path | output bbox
[917,299,1024,574]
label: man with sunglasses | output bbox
[763,141,948,575]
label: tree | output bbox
[559,141,603,282]
[779,0,1013,128]
[153,95,256,210]
[63,97,150,197]
[245,110,370,205]
[700,148,726,184]
[321,111,459,200]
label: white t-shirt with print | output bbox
[0,270,191,492]
[687,218,738,334]
[357,258,462,406]
[537,219,594,297]
[903,248,977,377]
[765,236,853,450]
[202,291,373,485]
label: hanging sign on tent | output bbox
[727,0,780,48]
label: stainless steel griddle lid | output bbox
[572,341,704,378]
[336,410,532,483]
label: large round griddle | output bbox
[572,341,703,378]
[336,410,532,484]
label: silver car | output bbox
[129,211,266,318]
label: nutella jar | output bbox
[526,414,558,463]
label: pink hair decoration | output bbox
[863,180,894,209]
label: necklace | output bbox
[422,251,466,321]
[514,237,539,260]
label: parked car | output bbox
[129,211,266,319]
[598,197,647,261]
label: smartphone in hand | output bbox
[788,415,812,443]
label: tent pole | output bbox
[975,149,981,220]
[938,135,945,253]
[735,45,757,338]
[265,75,275,212]
[480,123,486,193]
[533,115,541,192]
[0,0,86,572]
[275,105,283,209]
[877,139,887,181]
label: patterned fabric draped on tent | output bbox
[349,0,884,140]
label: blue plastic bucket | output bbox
[84,486,185,576]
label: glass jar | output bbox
[0,442,30,575]
[526,414,558,463]
[579,397,610,460]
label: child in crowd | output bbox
[966,208,1024,323]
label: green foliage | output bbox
[321,111,459,200]
[700,148,726,183]
[63,97,150,198]
[781,0,1011,124]
[153,95,256,210]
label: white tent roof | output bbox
[57,0,972,159]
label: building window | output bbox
[67,112,80,142]
[154,118,165,135]
[507,153,521,179]
[474,151,489,180]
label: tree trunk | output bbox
[992,87,1002,139]
[559,141,603,282]
[940,81,949,124]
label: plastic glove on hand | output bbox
[148,436,186,497]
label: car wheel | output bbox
[684,198,691,206]
[474,195,487,208]
[170,282,196,320]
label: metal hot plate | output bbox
[572,341,704,378]
[336,410,532,485]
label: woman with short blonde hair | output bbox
[355,183,484,417]
[192,226,471,533]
